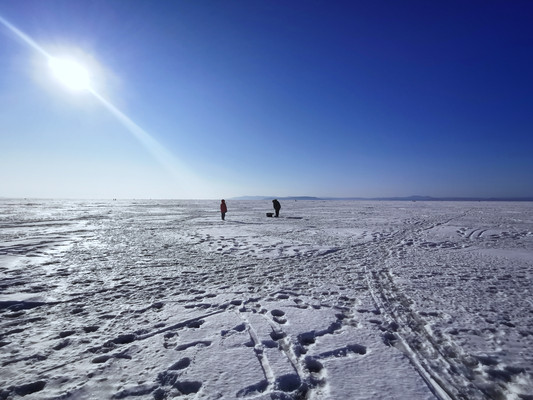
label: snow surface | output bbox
[1,199,532,400]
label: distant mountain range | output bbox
[231,196,321,201]
[231,195,533,202]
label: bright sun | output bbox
[48,57,91,91]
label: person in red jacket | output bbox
[220,199,227,220]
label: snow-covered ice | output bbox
[1,199,532,399]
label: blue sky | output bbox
[1,1,532,199]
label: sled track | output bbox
[359,211,524,400]
[364,267,455,400]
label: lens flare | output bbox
[0,15,213,197]
[48,57,91,91]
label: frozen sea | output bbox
[1,199,532,400]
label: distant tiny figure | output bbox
[272,199,281,217]
[220,199,227,220]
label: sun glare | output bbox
[48,57,91,91]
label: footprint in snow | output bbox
[316,343,367,359]
[154,371,202,398]
[5,381,47,397]
[168,357,191,371]
[221,323,247,337]
[175,340,212,351]
[58,329,76,338]
[305,356,324,373]
[271,309,287,324]
[52,339,70,350]
[275,373,302,392]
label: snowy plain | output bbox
[0,199,532,400]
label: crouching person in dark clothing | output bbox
[272,199,281,217]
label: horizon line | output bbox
[1,195,533,202]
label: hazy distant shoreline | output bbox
[231,195,533,202]
[1,196,533,202]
